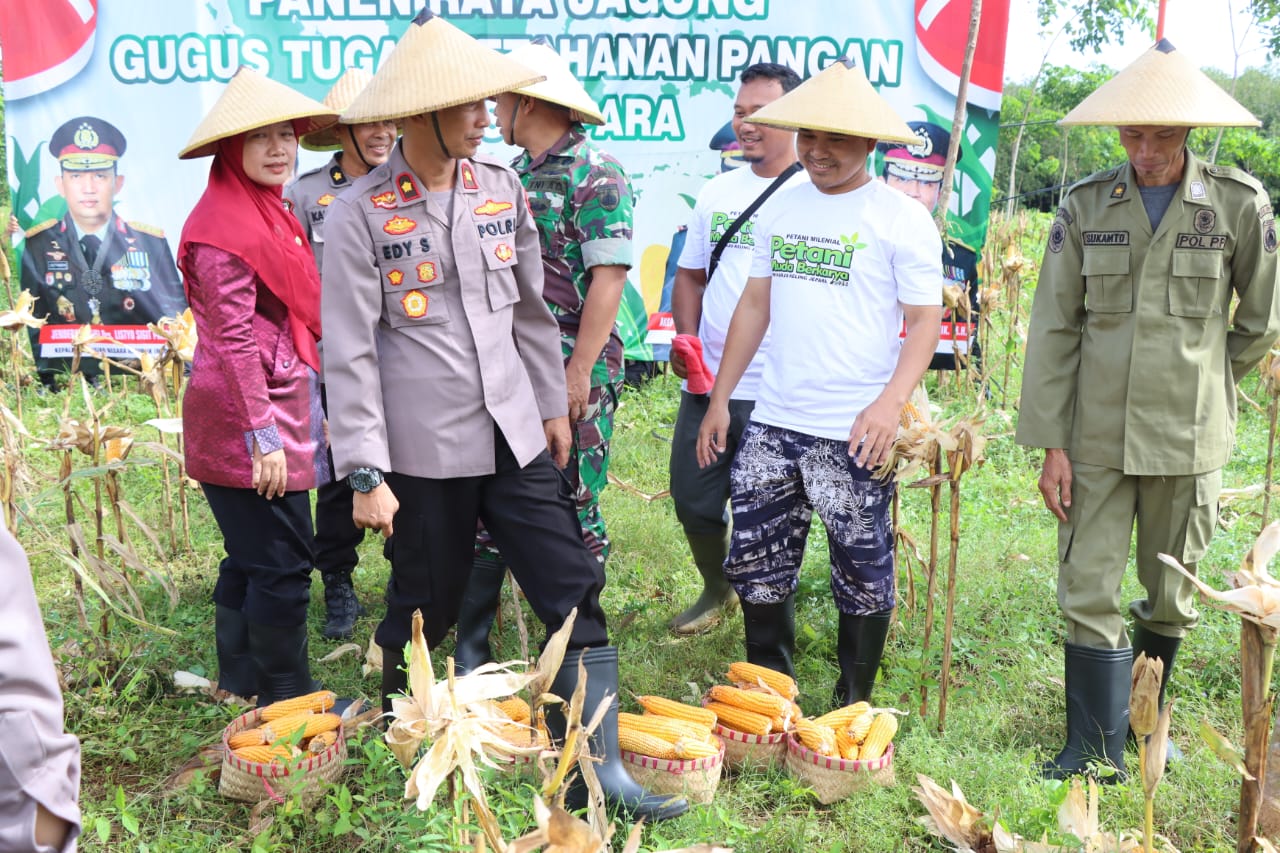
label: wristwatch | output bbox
[348,467,385,493]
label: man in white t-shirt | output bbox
[667,63,806,636]
[697,58,944,708]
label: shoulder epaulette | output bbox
[129,221,166,238]
[24,219,58,238]
[1077,167,1120,188]
[1206,163,1265,192]
[295,164,326,181]
[470,153,509,170]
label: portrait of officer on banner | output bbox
[19,115,186,390]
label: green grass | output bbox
[5,213,1272,850]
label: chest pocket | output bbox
[1168,249,1224,318]
[380,256,449,328]
[1082,249,1133,314]
[481,238,520,311]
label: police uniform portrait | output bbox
[20,116,186,387]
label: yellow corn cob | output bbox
[812,701,872,730]
[858,713,898,761]
[636,695,718,730]
[228,728,267,750]
[233,743,296,764]
[835,726,859,761]
[259,690,337,721]
[262,712,342,744]
[846,711,875,744]
[496,696,531,723]
[726,662,799,700]
[307,730,339,754]
[795,719,838,757]
[618,729,678,760]
[899,399,921,428]
[707,685,791,720]
[619,712,712,742]
[704,701,772,736]
[673,736,720,760]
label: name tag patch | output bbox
[1083,231,1129,246]
[1175,233,1227,250]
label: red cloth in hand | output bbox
[672,333,715,395]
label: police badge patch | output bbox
[1194,209,1216,234]
[1266,220,1278,254]
[1049,220,1067,253]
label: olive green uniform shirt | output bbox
[1016,151,1280,474]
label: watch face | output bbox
[350,469,380,492]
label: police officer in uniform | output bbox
[1017,40,1280,781]
[21,116,185,389]
[454,40,634,673]
[284,69,397,641]
[319,10,685,822]
[877,121,981,373]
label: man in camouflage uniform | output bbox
[284,69,396,641]
[1017,41,1280,781]
[453,40,633,673]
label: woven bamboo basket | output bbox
[219,708,347,804]
[714,723,787,771]
[783,736,894,804]
[621,739,725,805]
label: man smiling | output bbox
[696,58,943,708]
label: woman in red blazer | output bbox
[177,68,338,704]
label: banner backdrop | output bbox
[3,0,1011,365]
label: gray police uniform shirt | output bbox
[284,154,350,274]
[320,143,567,480]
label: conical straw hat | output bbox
[1060,39,1259,127]
[508,40,604,126]
[302,68,380,150]
[746,58,916,144]
[340,9,544,124]
[179,66,339,159]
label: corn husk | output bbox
[1130,653,1163,738]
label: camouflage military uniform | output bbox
[478,129,632,562]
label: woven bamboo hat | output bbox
[507,39,604,126]
[1060,39,1259,127]
[301,68,388,150]
[340,9,543,124]
[179,66,339,160]
[746,58,916,144]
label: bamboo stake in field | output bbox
[1260,351,1280,528]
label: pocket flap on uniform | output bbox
[1172,250,1223,279]
[1081,250,1129,276]
[481,239,518,271]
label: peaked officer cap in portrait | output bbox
[51,116,127,171]
[507,38,605,126]
[1060,38,1260,128]
[877,121,960,183]
[746,57,917,144]
[301,67,385,151]
[179,66,339,159]
[339,9,544,125]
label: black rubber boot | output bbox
[453,556,507,674]
[1131,625,1184,764]
[832,611,892,709]
[321,571,365,640]
[1042,642,1132,783]
[247,622,322,706]
[741,595,796,680]
[214,604,257,698]
[381,645,408,714]
[669,530,739,635]
[546,646,688,821]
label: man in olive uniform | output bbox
[319,10,684,822]
[877,121,982,373]
[1017,40,1280,781]
[285,69,397,641]
[453,40,633,672]
[21,116,185,389]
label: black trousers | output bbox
[375,428,608,653]
[316,385,366,577]
[203,484,315,627]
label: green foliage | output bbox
[1036,0,1156,54]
